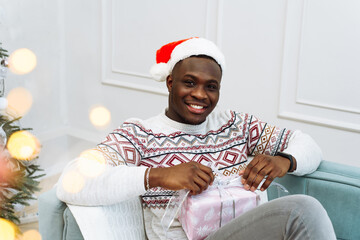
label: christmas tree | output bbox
[0,43,8,59]
[0,43,44,225]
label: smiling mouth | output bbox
[186,103,207,114]
[189,104,204,109]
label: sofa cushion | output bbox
[63,207,84,240]
[38,188,67,240]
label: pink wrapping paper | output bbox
[179,186,258,240]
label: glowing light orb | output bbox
[0,218,16,240]
[8,48,37,75]
[6,87,33,117]
[62,171,85,193]
[77,149,106,177]
[21,230,42,240]
[7,130,40,161]
[89,106,111,128]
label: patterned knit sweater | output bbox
[57,109,322,239]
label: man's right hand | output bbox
[148,162,214,195]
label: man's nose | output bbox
[191,86,207,100]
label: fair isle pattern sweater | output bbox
[95,110,293,239]
[98,110,292,209]
[57,109,322,240]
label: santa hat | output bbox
[150,37,226,82]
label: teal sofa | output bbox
[38,161,360,240]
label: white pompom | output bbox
[149,63,169,82]
[0,97,8,110]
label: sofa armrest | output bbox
[38,187,84,240]
[38,187,67,240]
[268,160,360,240]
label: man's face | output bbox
[166,56,222,125]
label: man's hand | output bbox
[239,154,295,192]
[149,162,214,195]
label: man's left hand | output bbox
[239,154,293,192]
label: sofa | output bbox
[38,160,360,240]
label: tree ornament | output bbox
[1,42,8,98]
[0,97,8,110]
[0,123,7,146]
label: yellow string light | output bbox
[7,130,40,161]
[0,218,16,240]
[8,48,37,75]
[78,149,106,177]
[89,105,111,128]
[6,87,33,117]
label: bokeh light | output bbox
[62,170,85,194]
[0,218,16,240]
[89,105,111,128]
[8,48,37,75]
[77,149,106,177]
[7,130,40,161]
[20,229,42,240]
[6,87,33,117]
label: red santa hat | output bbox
[150,37,226,82]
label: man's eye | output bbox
[208,84,218,90]
[184,80,195,86]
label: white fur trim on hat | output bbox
[150,62,170,82]
[150,38,225,82]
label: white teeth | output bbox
[189,104,204,109]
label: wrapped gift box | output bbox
[179,185,259,240]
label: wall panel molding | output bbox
[101,0,222,95]
[279,0,360,133]
[296,98,360,115]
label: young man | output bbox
[57,37,336,239]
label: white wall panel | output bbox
[279,0,360,132]
[102,0,214,95]
[219,0,287,116]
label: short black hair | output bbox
[172,55,223,75]
[190,54,222,73]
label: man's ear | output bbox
[166,75,173,92]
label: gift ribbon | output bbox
[161,164,289,238]
[211,165,245,228]
[161,188,190,239]
[160,164,245,238]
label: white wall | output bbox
[0,0,66,137]
[1,0,359,167]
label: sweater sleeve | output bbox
[282,130,322,176]
[56,130,147,206]
[246,115,293,156]
[245,114,322,176]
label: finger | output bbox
[260,173,276,191]
[193,176,208,193]
[189,182,201,195]
[197,169,212,185]
[244,157,268,189]
[198,163,215,184]
[242,157,261,181]
[249,167,271,192]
